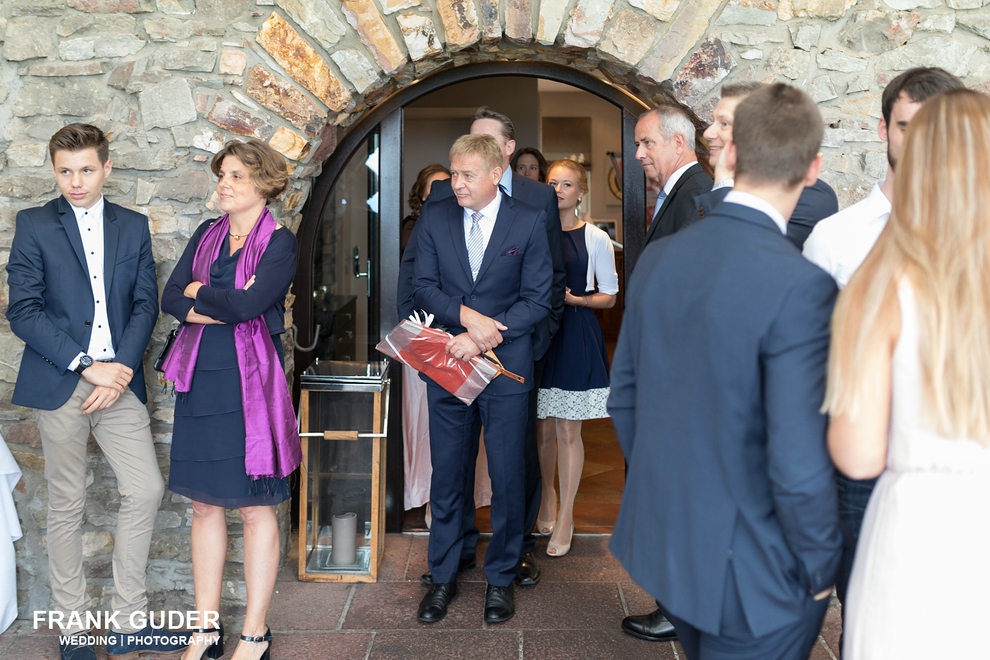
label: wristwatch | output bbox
[74,355,94,375]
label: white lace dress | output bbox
[843,282,990,658]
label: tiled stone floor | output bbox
[0,533,842,659]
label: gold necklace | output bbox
[229,231,248,240]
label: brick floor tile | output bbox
[368,630,519,659]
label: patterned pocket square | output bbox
[505,247,522,256]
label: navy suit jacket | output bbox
[608,202,842,637]
[412,193,553,395]
[644,162,713,246]
[6,196,159,409]
[694,179,839,250]
[401,173,565,361]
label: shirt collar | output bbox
[467,189,503,222]
[863,181,892,219]
[68,195,104,223]
[723,190,787,235]
[499,168,513,197]
[663,161,697,195]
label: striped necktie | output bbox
[467,211,484,281]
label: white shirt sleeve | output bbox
[585,223,619,295]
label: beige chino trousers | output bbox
[36,379,164,634]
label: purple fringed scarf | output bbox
[163,209,302,480]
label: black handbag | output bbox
[153,328,179,372]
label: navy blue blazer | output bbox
[161,218,297,335]
[694,179,839,251]
[608,202,842,637]
[644,162,713,245]
[6,196,159,409]
[412,193,553,395]
[401,173,565,361]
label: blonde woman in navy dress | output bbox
[536,160,618,557]
[162,139,300,660]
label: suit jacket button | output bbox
[470,295,477,301]
[84,320,92,326]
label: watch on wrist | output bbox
[74,355,94,375]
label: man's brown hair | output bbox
[881,67,963,126]
[472,106,515,142]
[49,123,110,164]
[450,134,503,173]
[720,81,766,101]
[733,83,823,188]
[210,139,289,201]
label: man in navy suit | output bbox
[413,134,552,624]
[609,85,842,659]
[6,124,182,660]
[405,107,566,588]
[639,104,713,246]
[693,82,839,250]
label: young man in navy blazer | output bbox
[412,133,552,625]
[609,85,842,659]
[6,124,183,660]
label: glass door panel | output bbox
[311,130,381,362]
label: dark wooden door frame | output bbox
[294,61,651,532]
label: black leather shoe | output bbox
[107,622,190,658]
[420,555,476,585]
[515,551,541,586]
[59,633,96,660]
[484,583,515,624]
[418,582,458,623]
[621,607,678,642]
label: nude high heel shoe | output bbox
[546,522,574,558]
[535,518,555,536]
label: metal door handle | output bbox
[353,246,370,297]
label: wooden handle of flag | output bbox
[482,350,525,384]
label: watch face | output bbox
[80,355,93,368]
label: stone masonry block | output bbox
[138,77,197,129]
[630,0,683,22]
[382,0,421,12]
[256,12,352,112]
[437,0,481,49]
[275,0,348,50]
[246,65,327,135]
[639,0,724,82]
[330,49,380,94]
[340,0,408,75]
[778,0,858,20]
[396,13,443,61]
[206,96,277,140]
[564,0,618,48]
[671,37,735,107]
[506,0,534,41]
[219,49,248,75]
[269,126,311,161]
[537,0,569,45]
[479,0,501,41]
[2,17,56,61]
[68,0,151,12]
[599,9,658,66]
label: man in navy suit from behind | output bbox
[6,124,184,660]
[609,85,842,659]
[412,134,552,625]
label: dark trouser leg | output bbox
[477,390,529,587]
[835,472,879,607]
[425,384,480,584]
[459,416,483,560]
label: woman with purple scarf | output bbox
[161,139,300,660]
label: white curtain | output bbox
[0,434,23,634]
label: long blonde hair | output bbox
[824,89,990,444]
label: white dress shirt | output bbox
[723,190,787,235]
[68,195,115,369]
[803,182,891,289]
[463,191,503,260]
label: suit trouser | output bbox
[665,563,828,660]
[460,358,544,558]
[36,379,164,634]
[426,383,528,587]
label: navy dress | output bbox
[537,225,611,420]
[166,232,292,508]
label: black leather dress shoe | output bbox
[515,551,541,586]
[621,607,678,642]
[484,583,515,623]
[420,556,476,585]
[59,633,96,660]
[418,582,458,623]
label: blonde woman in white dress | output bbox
[825,89,990,659]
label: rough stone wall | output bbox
[2,0,988,616]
